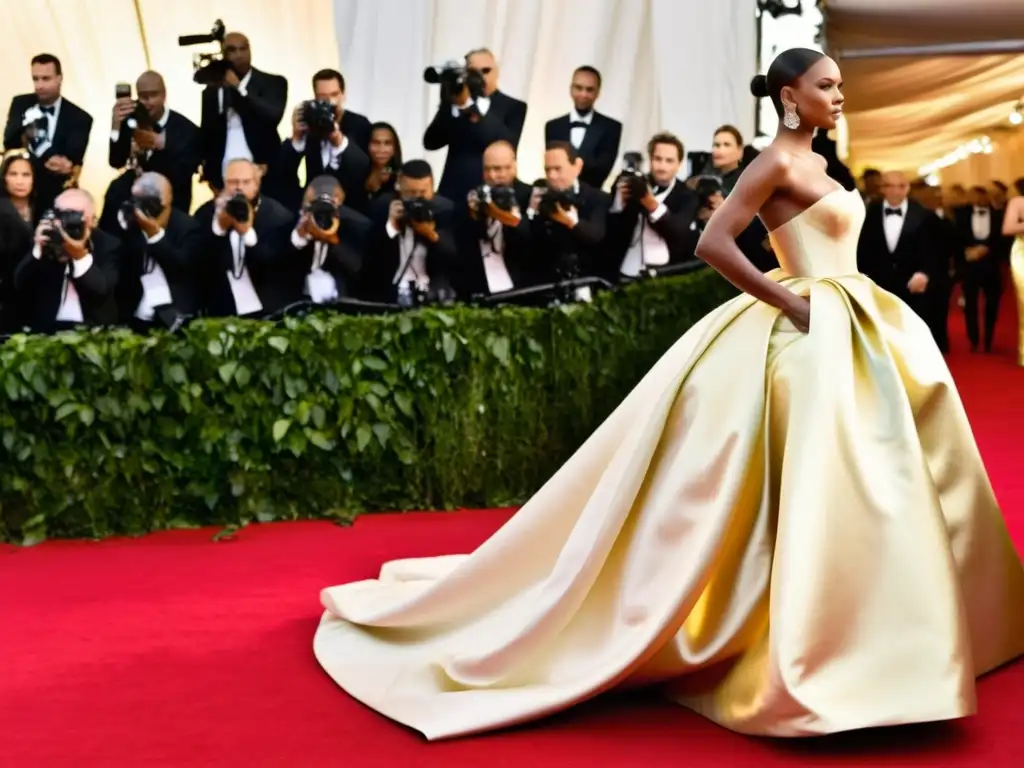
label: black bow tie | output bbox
[652,185,668,196]
[570,121,589,129]
[40,105,55,115]
[884,207,902,217]
[974,208,989,216]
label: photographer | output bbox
[290,175,364,304]
[114,172,203,331]
[199,32,288,192]
[423,48,527,204]
[278,69,371,213]
[195,158,294,317]
[525,142,608,283]
[103,71,200,231]
[360,160,456,304]
[603,133,698,280]
[13,188,120,333]
[455,140,534,297]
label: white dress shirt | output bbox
[568,108,594,150]
[613,179,675,277]
[451,96,491,119]
[31,242,90,323]
[220,70,255,175]
[882,198,908,253]
[291,229,339,304]
[212,215,262,315]
[479,216,515,293]
[971,206,991,242]
[387,221,430,291]
[291,134,349,171]
[31,98,62,157]
[115,208,174,320]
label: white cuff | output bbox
[567,208,580,225]
[291,229,310,249]
[291,137,307,154]
[32,244,42,260]
[648,203,668,223]
[110,129,121,143]
[71,253,94,278]
[147,229,166,244]
[242,228,258,248]
[212,217,228,237]
[327,136,349,169]
[450,100,474,118]
[235,82,248,98]
[609,191,624,214]
[385,220,400,239]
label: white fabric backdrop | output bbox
[334,0,757,186]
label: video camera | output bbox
[39,208,88,262]
[423,61,486,104]
[303,194,339,230]
[473,184,518,215]
[400,197,434,226]
[617,151,649,199]
[178,19,230,86]
[301,99,337,141]
[118,193,164,229]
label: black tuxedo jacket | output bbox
[602,180,698,278]
[107,109,201,214]
[194,195,297,316]
[278,136,371,213]
[529,182,610,281]
[857,200,939,299]
[13,228,121,332]
[454,179,536,296]
[340,109,372,154]
[115,209,204,321]
[291,204,364,301]
[3,94,93,212]
[953,205,1005,273]
[544,112,622,190]
[200,69,288,189]
[359,195,458,302]
[424,91,527,202]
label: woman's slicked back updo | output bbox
[750,48,827,117]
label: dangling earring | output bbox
[783,104,801,130]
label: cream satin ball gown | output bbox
[314,188,1024,740]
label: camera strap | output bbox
[230,236,246,280]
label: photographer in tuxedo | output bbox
[3,54,93,214]
[526,142,609,283]
[455,139,535,298]
[114,172,203,332]
[101,71,201,234]
[194,158,295,317]
[423,48,528,204]
[857,171,943,343]
[278,69,371,213]
[954,185,1004,353]
[544,66,622,191]
[289,175,364,304]
[199,32,287,192]
[603,133,698,280]
[13,188,120,333]
[360,160,456,304]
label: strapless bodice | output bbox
[767,188,864,278]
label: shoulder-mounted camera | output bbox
[424,61,486,104]
[178,20,229,85]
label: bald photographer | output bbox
[423,48,527,204]
[13,189,120,333]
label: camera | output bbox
[224,193,250,223]
[126,100,155,132]
[538,187,577,219]
[39,208,87,262]
[618,151,649,199]
[401,197,434,225]
[178,20,230,85]
[423,61,486,104]
[119,194,164,227]
[303,194,338,230]
[694,176,724,209]
[474,184,518,214]
[301,99,337,141]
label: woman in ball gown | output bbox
[1002,178,1024,366]
[313,49,1024,740]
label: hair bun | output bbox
[750,74,769,99]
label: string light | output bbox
[917,135,993,177]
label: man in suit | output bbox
[423,48,527,204]
[199,32,288,193]
[278,69,371,213]
[359,160,457,304]
[526,141,609,283]
[3,53,93,214]
[114,172,203,331]
[857,171,942,342]
[544,66,622,191]
[454,139,535,298]
[954,185,1004,353]
[101,71,201,234]
[194,158,296,317]
[603,132,698,281]
[13,188,120,333]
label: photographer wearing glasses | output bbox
[290,175,364,304]
[114,172,203,332]
[360,160,456,305]
[423,48,527,205]
[603,133,698,281]
[13,188,120,333]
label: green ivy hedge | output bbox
[0,269,734,544]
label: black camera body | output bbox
[618,151,649,199]
[178,20,229,85]
[128,101,155,132]
[40,208,88,262]
[475,184,518,214]
[694,175,724,209]
[119,194,164,228]
[301,99,337,141]
[538,187,578,219]
[225,193,251,223]
[401,197,434,225]
[303,194,339,230]
[424,61,486,104]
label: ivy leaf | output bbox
[442,332,457,363]
[207,340,224,356]
[355,424,372,452]
[268,337,290,354]
[393,391,414,417]
[489,336,510,365]
[372,423,391,447]
[55,402,79,421]
[362,356,387,371]
[78,406,96,427]
[272,419,292,443]
[234,365,252,387]
[311,405,326,430]
[218,362,239,384]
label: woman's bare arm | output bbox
[1002,197,1024,237]
[695,149,803,314]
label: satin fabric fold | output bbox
[1011,238,1024,367]
[314,189,1024,740]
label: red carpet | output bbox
[2,302,1022,768]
